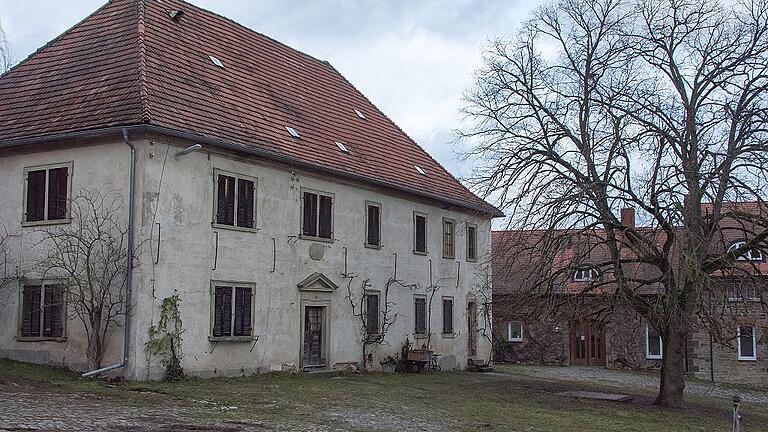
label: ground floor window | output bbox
[212,284,253,339]
[507,320,523,342]
[365,292,380,335]
[737,325,756,361]
[20,283,65,339]
[645,324,663,359]
[442,297,454,334]
[414,296,427,335]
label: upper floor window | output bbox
[507,320,523,342]
[442,218,455,259]
[727,281,762,302]
[573,266,599,282]
[737,325,756,361]
[413,212,427,254]
[645,324,662,359]
[214,171,256,229]
[23,163,72,224]
[466,224,478,261]
[365,292,380,335]
[728,241,764,262]
[302,190,333,240]
[19,283,65,339]
[365,202,381,248]
[211,283,253,339]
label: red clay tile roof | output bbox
[0,0,501,216]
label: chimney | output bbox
[621,207,635,228]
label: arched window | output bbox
[573,266,599,282]
[728,241,764,262]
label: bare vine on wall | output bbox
[145,295,185,381]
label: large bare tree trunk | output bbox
[656,314,687,407]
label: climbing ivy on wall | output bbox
[145,295,185,381]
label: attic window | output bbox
[209,56,224,68]
[335,142,349,153]
[414,165,427,176]
[354,109,366,120]
[169,10,184,22]
[285,126,300,139]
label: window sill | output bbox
[16,336,67,343]
[508,339,523,343]
[442,255,456,260]
[441,333,457,339]
[645,355,663,360]
[466,257,478,263]
[413,250,428,256]
[413,333,429,340]
[208,335,255,343]
[738,357,757,362]
[21,218,71,228]
[212,223,259,233]
[300,235,335,243]
[364,243,382,250]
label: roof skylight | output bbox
[414,165,426,176]
[285,126,300,139]
[335,141,349,153]
[209,55,224,68]
[354,109,366,120]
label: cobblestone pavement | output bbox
[498,365,768,405]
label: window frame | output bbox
[728,281,762,303]
[17,280,68,342]
[507,320,523,342]
[441,296,454,336]
[442,218,456,259]
[300,188,335,242]
[645,324,663,360]
[737,325,757,361]
[466,223,478,262]
[22,162,74,227]
[728,241,764,262]
[413,211,428,255]
[573,266,599,282]
[212,169,258,232]
[413,295,428,338]
[364,290,381,336]
[209,280,256,342]
[364,201,382,249]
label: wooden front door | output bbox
[467,302,477,357]
[303,306,325,367]
[570,321,606,366]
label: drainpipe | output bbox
[82,128,136,378]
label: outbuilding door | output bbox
[570,321,606,366]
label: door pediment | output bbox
[297,272,338,292]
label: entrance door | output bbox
[570,321,605,366]
[303,306,325,367]
[467,302,477,357]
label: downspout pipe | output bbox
[82,127,135,378]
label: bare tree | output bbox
[34,189,131,369]
[0,226,16,304]
[0,18,14,73]
[463,0,768,407]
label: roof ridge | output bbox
[137,0,150,123]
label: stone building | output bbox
[0,0,500,379]
[492,207,768,386]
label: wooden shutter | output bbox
[467,226,477,260]
[43,285,65,337]
[216,175,235,225]
[442,299,453,334]
[318,195,333,239]
[302,192,318,236]
[21,285,42,337]
[236,179,254,228]
[367,205,380,246]
[443,220,454,258]
[234,287,252,336]
[415,215,426,252]
[47,167,68,220]
[365,294,379,335]
[213,286,232,337]
[26,170,46,222]
[415,297,426,334]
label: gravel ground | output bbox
[500,365,768,405]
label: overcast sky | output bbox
[0,0,541,179]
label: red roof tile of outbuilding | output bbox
[0,0,501,216]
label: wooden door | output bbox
[303,306,325,367]
[467,302,477,357]
[570,321,605,366]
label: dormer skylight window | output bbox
[728,241,764,262]
[209,55,224,68]
[285,126,300,139]
[335,141,349,153]
[573,266,599,282]
[414,165,426,176]
[354,109,366,120]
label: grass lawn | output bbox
[1,359,765,431]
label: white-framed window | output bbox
[737,325,757,361]
[573,266,599,282]
[728,241,764,262]
[466,223,478,262]
[413,212,428,255]
[442,218,455,259]
[22,162,73,225]
[210,281,255,341]
[645,324,663,359]
[301,188,334,240]
[365,201,381,248]
[727,281,762,302]
[507,320,523,342]
[213,169,257,230]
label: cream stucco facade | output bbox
[0,130,493,380]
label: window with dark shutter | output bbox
[213,286,232,337]
[414,213,427,253]
[236,179,254,228]
[47,167,69,220]
[302,192,318,237]
[302,191,333,239]
[366,204,381,247]
[365,293,379,335]
[21,285,42,337]
[442,298,453,334]
[414,297,427,334]
[216,175,236,226]
[43,285,65,338]
[234,287,252,336]
[318,195,333,239]
[443,219,455,258]
[466,225,477,261]
[26,170,46,222]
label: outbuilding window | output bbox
[214,171,256,229]
[23,163,72,224]
[645,324,663,359]
[728,241,764,262]
[20,283,65,339]
[211,284,253,339]
[573,266,599,282]
[737,325,757,361]
[302,190,333,240]
[507,321,523,342]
